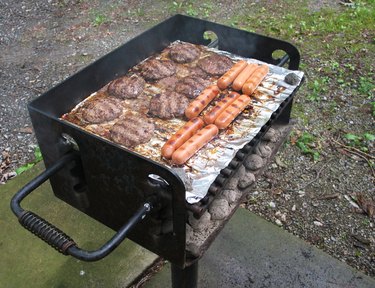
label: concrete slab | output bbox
[145,208,375,288]
[0,163,158,288]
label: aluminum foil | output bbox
[176,47,304,203]
[62,41,304,204]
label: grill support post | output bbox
[171,261,198,288]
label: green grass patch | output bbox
[15,147,43,175]
[168,1,214,18]
[92,13,108,27]
[295,132,320,161]
[343,132,375,153]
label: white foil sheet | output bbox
[179,49,304,203]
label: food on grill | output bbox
[197,54,233,76]
[107,74,146,99]
[203,91,241,124]
[109,113,154,147]
[188,66,209,79]
[232,64,258,91]
[217,60,248,90]
[62,41,279,170]
[161,117,205,159]
[171,124,219,165]
[175,76,211,99]
[155,76,179,91]
[140,59,176,81]
[185,85,220,119]
[149,91,189,119]
[122,93,152,115]
[81,96,122,124]
[214,94,251,129]
[169,42,201,63]
[242,64,269,95]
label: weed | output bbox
[92,13,107,27]
[186,4,198,17]
[291,102,309,125]
[343,132,374,152]
[168,1,213,18]
[358,76,374,97]
[16,146,43,175]
[307,77,329,101]
[295,132,320,161]
[362,218,371,226]
[371,102,375,117]
[355,250,362,257]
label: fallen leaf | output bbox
[344,195,360,209]
[351,234,371,245]
[275,156,288,168]
[18,127,33,134]
[0,172,16,184]
[355,193,375,218]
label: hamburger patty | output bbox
[81,96,122,124]
[149,91,189,119]
[197,54,233,76]
[110,113,155,147]
[175,76,210,99]
[188,66,209,79]
[155,75,179,91]
[107,74,145,99]
[140,59,176,81]
[169,43,200,63]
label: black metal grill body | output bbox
[27,15,301,267]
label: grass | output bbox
[224,0,374,160]
[92,12,108,27]
[15,146,43,175]
[294,132,320,161]
[343,132,375,152]
[168,1,214,18]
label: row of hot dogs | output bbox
[161,60,270,165]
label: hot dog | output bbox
[161,117,204,159]
[185,85,220,119]
[203,91,241,124]
[171,124,219,165]
[242,64,269,95]
[214,94,251,129]
[232,64,258,91]
[217,60,248,90]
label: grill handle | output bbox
[276,54,290,67]
[10,153,153,262]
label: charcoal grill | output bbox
[10,15,303,287]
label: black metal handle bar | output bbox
[277,54,290,67]
[10,152,153,262]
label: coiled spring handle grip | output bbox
[10,153,152,262]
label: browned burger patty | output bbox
[197,54,233,76]
[188,66,209,79]
[110,114,155,147]
[81,96,122,124]
[175,76,210,99]
[155,76,179,91]
[107,75,145,99]
[169,43,200,63]
[149,91,189,119]
[140,59,176,81]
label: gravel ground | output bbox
[1,0,374,278]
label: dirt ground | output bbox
[0,0,374,277]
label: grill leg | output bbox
[276,98,293,125]
[171,261,198,288]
